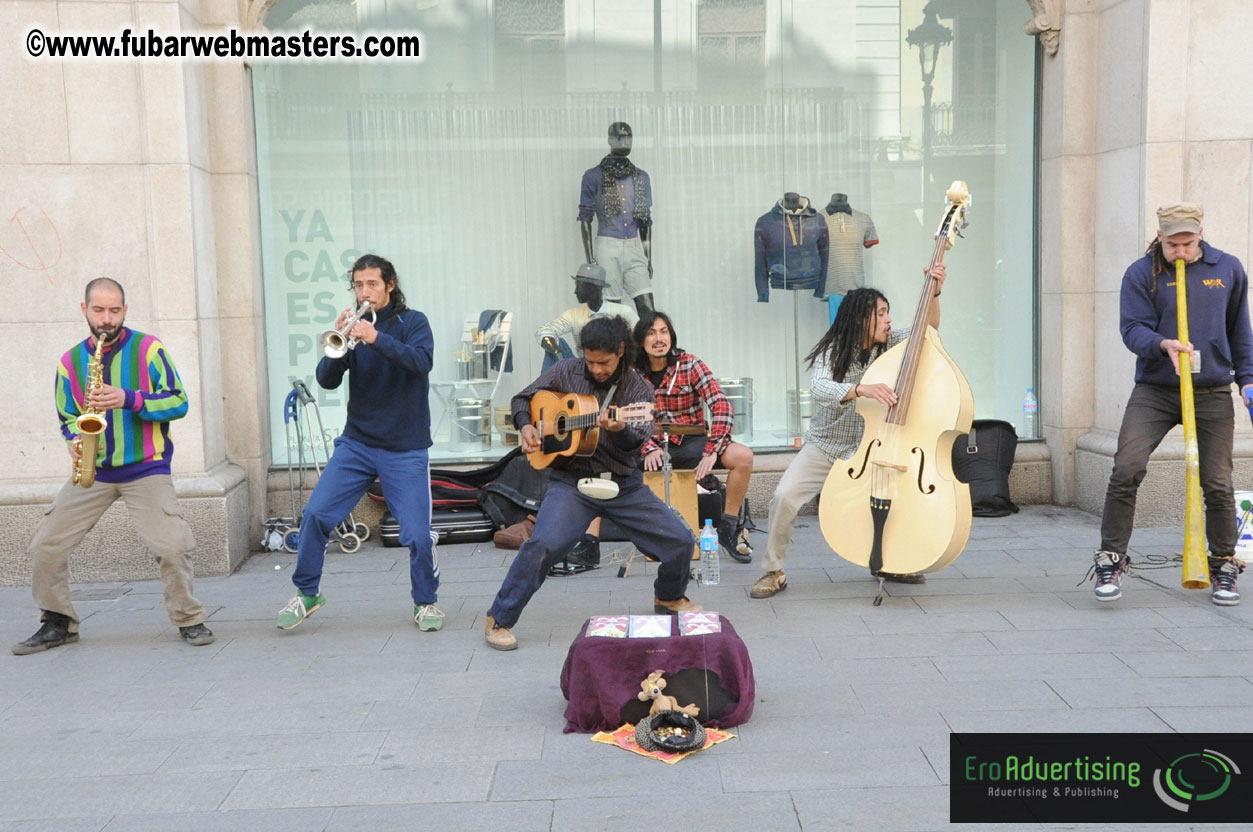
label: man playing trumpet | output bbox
[1090,204,1253,605]
[277,254,442,632]
[13,278,213,654]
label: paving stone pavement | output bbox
[2,505,1251,831]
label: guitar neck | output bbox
[557,406,625,431]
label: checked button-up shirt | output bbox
[641,352,735,459]
[806,327,911,462]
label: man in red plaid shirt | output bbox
[633,311,755,562]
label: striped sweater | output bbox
[56,328,189,482]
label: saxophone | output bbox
[72,334,110,487]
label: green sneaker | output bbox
[414,603,444,632]
[277,593,325,630]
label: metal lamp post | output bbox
[906,3,953,184]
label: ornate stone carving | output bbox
[244,0,280,30]
[1024,0,1061,57]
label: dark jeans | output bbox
[487,471,695,628]
[1101,383,1236,556]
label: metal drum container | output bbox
[451,398,491,451]
[787,388,812,437]
[718,377,753,443]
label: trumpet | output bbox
[319,301,374,359]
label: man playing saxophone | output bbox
[12,278,213,655]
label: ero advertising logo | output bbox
[951,733,1250,824]
[1153,749,1240,812]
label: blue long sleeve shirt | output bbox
[1120,242,1253,389]
[317,303,434,451]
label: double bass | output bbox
[818,181,974,603]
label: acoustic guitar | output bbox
[527,390,655,470]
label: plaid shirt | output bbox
[806,327,911,462]
[641,352,734,458]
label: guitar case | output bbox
[380,507,497,546]
[375,448,548,546]
[950,419,1020,517]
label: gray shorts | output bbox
[597,235,651,300]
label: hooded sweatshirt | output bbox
[1120,242,1253,389]
[754,196,830,301]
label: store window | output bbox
[255,0,1038,466]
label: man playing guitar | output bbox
[484,316,702,651]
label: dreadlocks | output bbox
[805,287,889,381]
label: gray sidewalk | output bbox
[2,505,1251,831]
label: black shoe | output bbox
[566,534,601,567]
[718,517,751,563]
[179,623,215,646]
[12,613,77,656]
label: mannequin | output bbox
[826,193,851,214]
[753,192,829,302]
[578,122,654,318]
[536,263,639,370]
[821,192,879,322]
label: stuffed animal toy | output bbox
[637,670,700,718]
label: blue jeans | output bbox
[293,435,438,604]
[487,472,694,628]
[828,293,844,324]
[541,337,575,372]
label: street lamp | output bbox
[906,2,953,183]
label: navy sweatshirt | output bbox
[754,197,830,301]
[317,302,434,451]
[1120,242,1253,389]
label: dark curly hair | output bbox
[579,315,635,365]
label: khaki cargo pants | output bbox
[28,474,205,633]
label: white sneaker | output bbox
[1209,557,1243,606]
[414,603,445,631]
[1090,550,1129,601]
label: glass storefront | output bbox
[255,0,1037,466]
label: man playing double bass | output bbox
[750,267,946,599]
[1088,203,1253,606]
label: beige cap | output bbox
[1157,202,1203,236]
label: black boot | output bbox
[566,533,602,567]
[718,515,751,563]
[12,611,78,656]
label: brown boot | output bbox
[653,596,703,615]
[750,570,787,599]
[484,615,517,651]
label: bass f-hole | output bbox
[848,439,882,481]
[911,446,936,495]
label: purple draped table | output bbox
[559,615,755,734]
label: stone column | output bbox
[0,0,262,583]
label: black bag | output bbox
[951,419,1020,518]
[477,449,549,529]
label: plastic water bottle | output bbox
[699,519,720,586]
[1022,387,1038,439]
